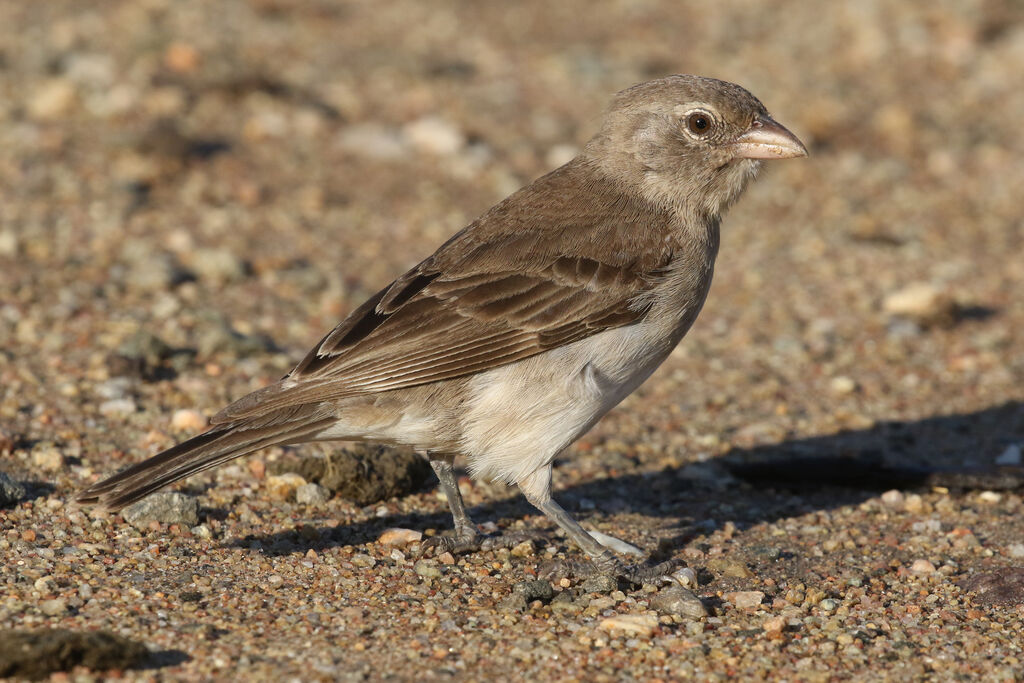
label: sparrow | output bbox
[77,75,806,582]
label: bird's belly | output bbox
[459,322,676,485]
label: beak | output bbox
[730,116,808,160]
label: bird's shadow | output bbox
[227,400,1024,559]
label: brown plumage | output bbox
[77,75,806,581]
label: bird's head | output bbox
[585,75,807,219]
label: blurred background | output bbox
[1,0,1022,472]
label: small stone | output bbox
[40,599,68,616]
[403,116,466,156]
[31,446,65,472]
[163,42,200,73]
[995,444,1022,466]
[904,493,924,513]
[190,248,246,284]
[598,614,659,636]
[377,528,423,546]
[882,282,956,325]
[352,554,377,569]
[414,560,441,578]
[649,586,706,619]
[0,472,27,507]
[763,616,786,634]
[1007,544,1024,559]
[581,574,618,594]
[819,598,839,612]
[512,580,554,602]
[122,492,199,529]
[880,489,904,507]
[34,576,58,593]
[264,473,307,501]
[21,529,36,542]
[170,409,207,432]
[337,123,408,160]
[724,591,765,609]
[978,491,1002,504]
[829,375,857,394]
[438,552,456,565]
[98,398,137,417]
[510,540,535,557]
[295,482,330,506]
[28,78,77,119]
[707,558,753,579]
[910,559,937,575]
[191,524,213,539]
[670,567,698,588]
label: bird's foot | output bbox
[539,553,679,586]
[419,529,542,557]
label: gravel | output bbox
[2,0,1024,680]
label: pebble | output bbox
[649,586,706,619]
[403,116,465,156]
[295,482,330,505]
[512,580,554,602]
[598,614,659,636]
[98,398,138,417]
[414,560,440,578]
[581,575,618,594]
[190,247,246,284]
[882,282,955,323]
[1007,544,1024,559]
[819,598,839,612]
[171,409,208,432]
[40,599,68,616]
[264,473,308,502]
[122,492,200,529]
[0,472,27,507]
[670,567,698,588]
[724,591,765,609]
[377,528,423,546]
[881,489,904,507]
[829,375,857,394]
[31,445,65,472]
[763,616,786,634]
[910,559,937,574]
[28,78,77,119]
[336,123,408,160]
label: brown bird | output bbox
[77,75,806,582]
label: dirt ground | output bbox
[2,1,1023,680]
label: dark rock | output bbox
[0,472,25,508]
[0,629,148,679]
[581,574,618,594]
[960,568,1024,607]
[650,586,707,619]
[270,444,431,506]
[122,492,199,529]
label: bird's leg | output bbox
[518,466,676,585]
[419,453,541,557]
[419,454,481,555]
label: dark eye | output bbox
[686,112,711,135]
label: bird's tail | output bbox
[75,412,335,511]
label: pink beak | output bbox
[730,116,808,160]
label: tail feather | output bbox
[75,417,335,511]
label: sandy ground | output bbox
[2,0,1023,680]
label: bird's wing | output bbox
[211,161,678,424]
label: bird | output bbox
[76,75,807,582]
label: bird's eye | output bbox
[686,112,712,136]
